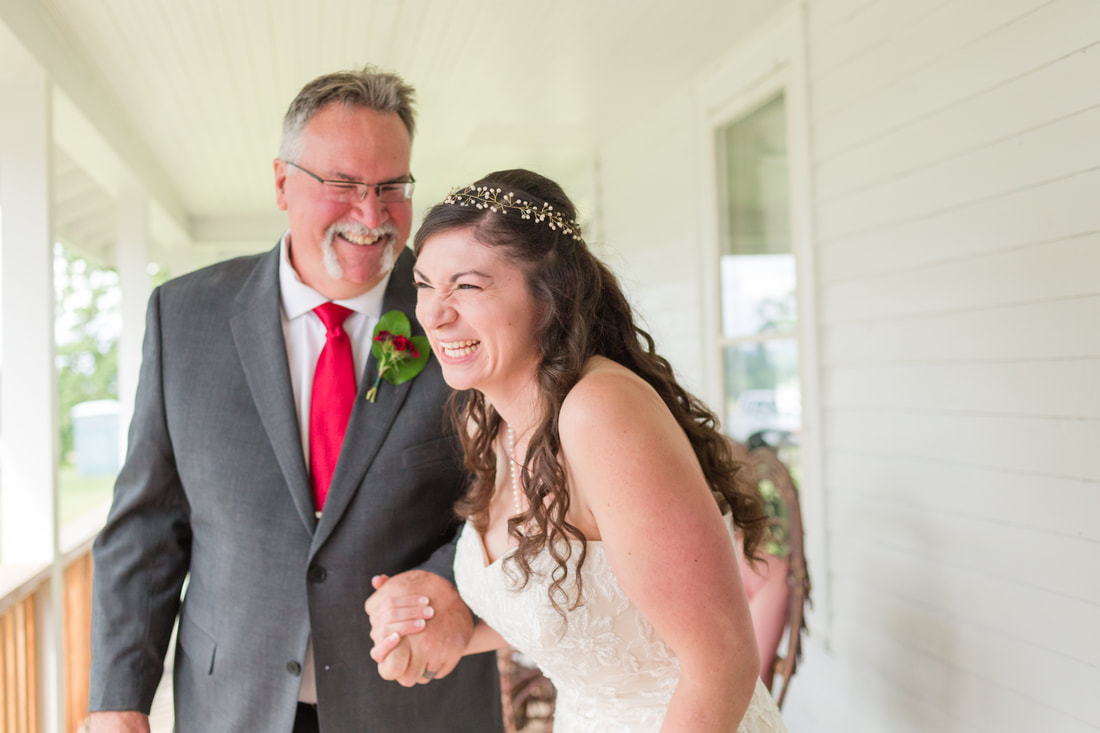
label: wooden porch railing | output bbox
[64,549,94,733]
[0,533,97,733]
[0,563,46,733]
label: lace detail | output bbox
[455,522,788,733]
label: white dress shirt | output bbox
[277,232,392,703]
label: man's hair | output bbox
[278,64,417,161]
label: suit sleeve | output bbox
[412,425,467,585]
[89,287,192,713]
[414,529,460,582]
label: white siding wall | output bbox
[598,86,709,394]
[596,0,1100,730]
[809,0,1100,729]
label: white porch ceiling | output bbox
[0,0,785,264]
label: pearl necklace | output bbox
[505,424,524,518]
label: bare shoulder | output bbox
[561,358,663,433]
[559,357,685,466]
[558,358,714,546]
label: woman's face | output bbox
[414,227,543,398]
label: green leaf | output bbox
[390,335,431,385]
[375,310,412,337]
[368,311,432,391]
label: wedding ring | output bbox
[421,669,437,680]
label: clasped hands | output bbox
[364,569,473,687]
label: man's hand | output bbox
[87,711,151,733]
[365,570,473,687]
[369,631,414,686]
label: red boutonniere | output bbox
[365,311,431,402]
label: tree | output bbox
[54,244,120,462]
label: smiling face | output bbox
[274,103,413,299]
[414,227,544,400]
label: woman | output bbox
[372,169,788,732]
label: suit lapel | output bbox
[230,245,317,533]
[312,249,419,551]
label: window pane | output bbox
[722,339,801,465]
[716,94,795,339]
[719,254,796,338]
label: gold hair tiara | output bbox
[442,185,583,241]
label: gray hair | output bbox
[278,64,417,161]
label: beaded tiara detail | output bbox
[442,185,583,241]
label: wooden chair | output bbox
[732,433,812,709]
[497,647,556,732]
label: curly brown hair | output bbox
[414,169,768,614]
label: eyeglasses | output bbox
[284,161,415,204]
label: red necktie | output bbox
[310,303,356,512]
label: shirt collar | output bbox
[278,231,391,320]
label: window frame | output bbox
[694,4,831,636]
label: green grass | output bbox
[58,463,116,527]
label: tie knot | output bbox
[314,302,353,332]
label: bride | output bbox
[368,169,788,732]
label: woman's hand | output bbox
[365,574,436,644]
[365,574,441,685]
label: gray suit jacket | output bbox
[89,245,502,732]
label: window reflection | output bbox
[715,93,801,468]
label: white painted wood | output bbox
[826,450,1099,542]
[813,0,1100,158]
[0,0,187,231]
[0,66,58,565]
[34,579,63,733]
[829,117,1095,239]
[823,295,1100,364]
[818,166,1100,281]
[824,408,1100,481]
[830,535,1100,664]
[807,0,952,84]
[780,634,973,733]
[803,0,878,48]
[817,103,1100,242]
[189,213,287,252]
[0,59,64,733]
[811,0,1049,120]
[116,181,150,464]
[52,146,117,264]
[831,578,1100,724]
[827,492,1100,607]
[823,357,1100,419]
[817,40,1100,201]
[3,0,787,259]
[786,7,832,640]
[692,7,835,640]
[822,232,1100,322]
[156,243,193,282]
[830,604,1100,733]
[598,85,706,392]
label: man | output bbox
[88,67,502,733]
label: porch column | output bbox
[0,58,58,566]
[115,180,149,461]
[0,61,64,733]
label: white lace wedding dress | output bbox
[455,521,789,733]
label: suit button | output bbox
[287,661,302,676]
[308,565,327,583]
